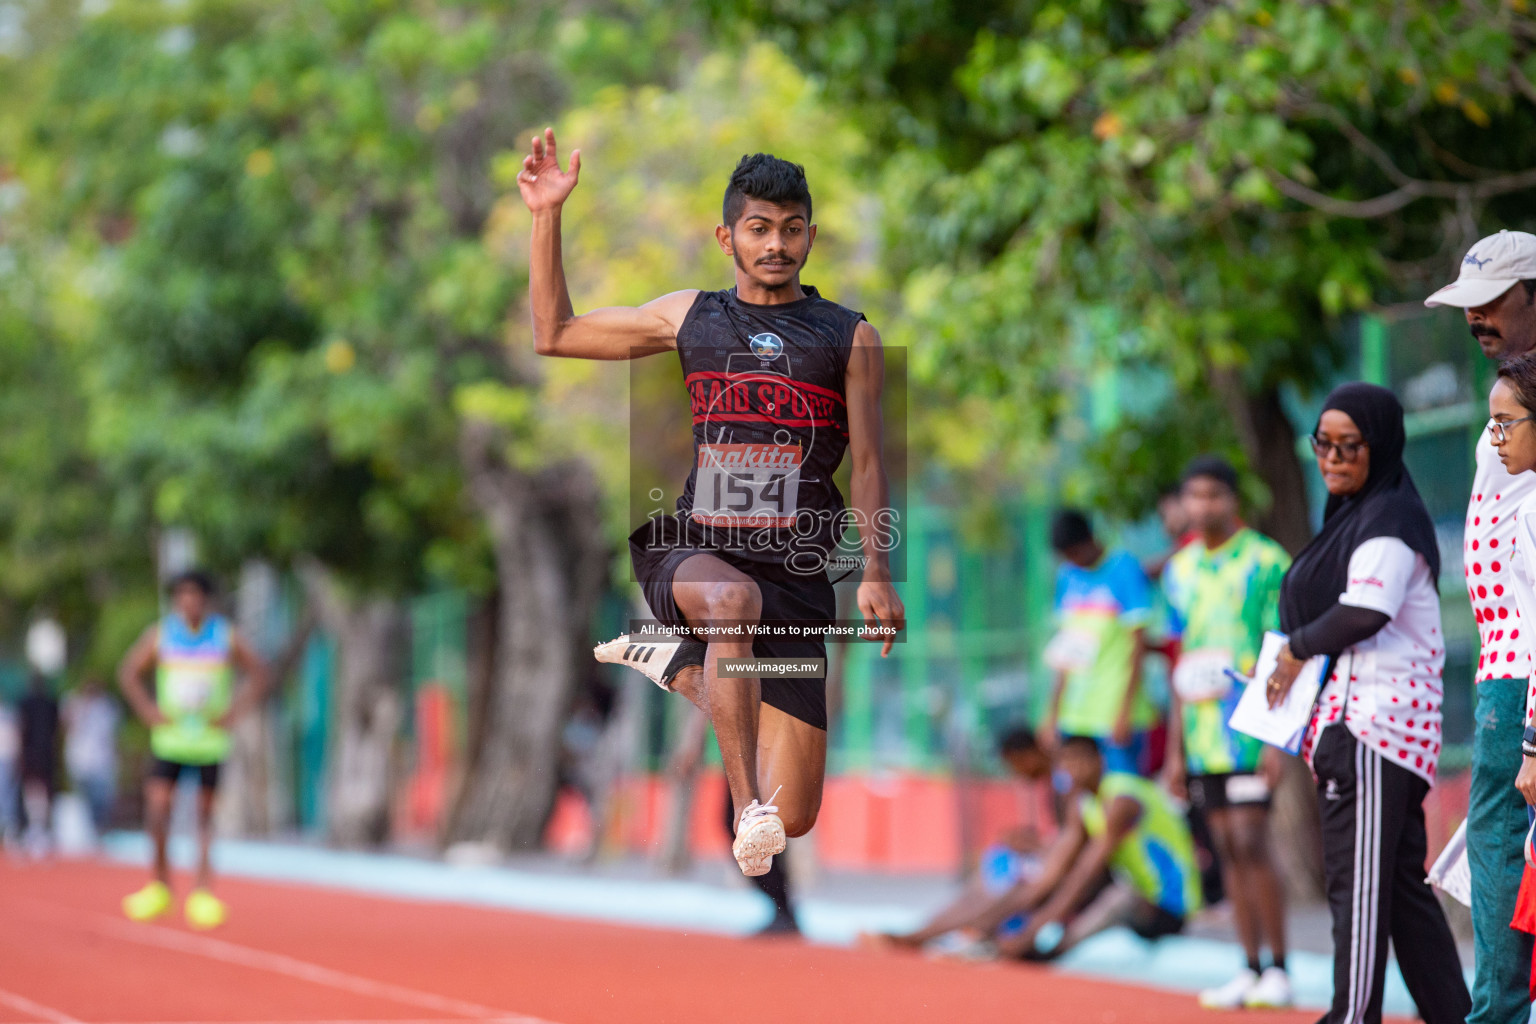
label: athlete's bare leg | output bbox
[670,553,765,828]
[144,777,174,886]
[866,877,1001,948]
[756,703,825,838]
[1053,882,1141,956]
[194,784,217,890]
[1210,804,1286,968]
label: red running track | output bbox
[0,859,1349,1024]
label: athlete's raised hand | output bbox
[857,579,906,657]
[517,127,580,213]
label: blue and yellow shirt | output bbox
[1051,550,1156,738]
[151,613,234,765]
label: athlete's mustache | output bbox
[1471,322,1502,340]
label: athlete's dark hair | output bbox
[1181,454,1239,495]
[1498,352,1536,413]
[996,725,1040,757]
[166,568,216,596]
[1059,735,1102,760]
[722,153,812,227]
[1049,508,1094,553]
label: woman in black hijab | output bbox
[1267,383,1468,1024]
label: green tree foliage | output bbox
[0,238,157,661]
[1,0,687,842]
[705,0,1536,546]
[1,0,887,841]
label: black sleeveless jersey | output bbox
[671,285,864,567]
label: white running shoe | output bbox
[1198,968,1258,1010]
[732,788,786,878]
[1243,966,1293,1009]
[593,634,685,690]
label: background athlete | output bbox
[1160,455,1292,1010]
[516,129,904,877]
[118,570,270,928]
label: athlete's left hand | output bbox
[857,579,905,657]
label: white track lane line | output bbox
[94,919,560,1024]
[0,1020,533,1024]
[0,988,82,1024]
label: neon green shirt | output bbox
[1080,771,1203,917]
[1163,528,1290,775]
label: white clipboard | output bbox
[1226,631,1326,754]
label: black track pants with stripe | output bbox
[1313,724,1470,1024]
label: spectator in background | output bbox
[118,569,270,930]
[1144,484,1196,581]
[1423,229,1536,1024]
[890,737,1199,961]
[1268,383,1468,1024]
[1479,354,1536,979]
[1038,509,1157,775]
[0,698,18,844]
[63,677,121,835]
[1161,455,1293,1010]
[19,672,60,857]
[861,726,1055,950]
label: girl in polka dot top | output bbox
[1487,356,1536,805]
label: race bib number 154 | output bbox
[691,443,802,528]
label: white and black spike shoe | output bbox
[593,634,705,691]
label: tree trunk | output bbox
[219,563,314,837]
[446,421,609,851]
[1209,370,1313,556]
[442,592,498,845]
[302,564,406,847]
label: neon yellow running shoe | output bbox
[184,888,227,930]
[123,880,172,922]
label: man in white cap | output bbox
[1426,229,1536,1024]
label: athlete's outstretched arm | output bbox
[219,630,272,727]
[846,321,906,656]
[516,128,695,360]
[117,625,166,727]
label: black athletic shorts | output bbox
[629,520,834,731]
[149,758,222,790]
[1129,902,1186,941]
[1187,771,1272,812]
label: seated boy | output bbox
[874,736,1201,958]
[863,727,1053,949]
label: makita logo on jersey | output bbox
[704,444,801,470]
[686,371,847,432]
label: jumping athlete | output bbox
[515,129,904,877]
[118,570,270,928]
